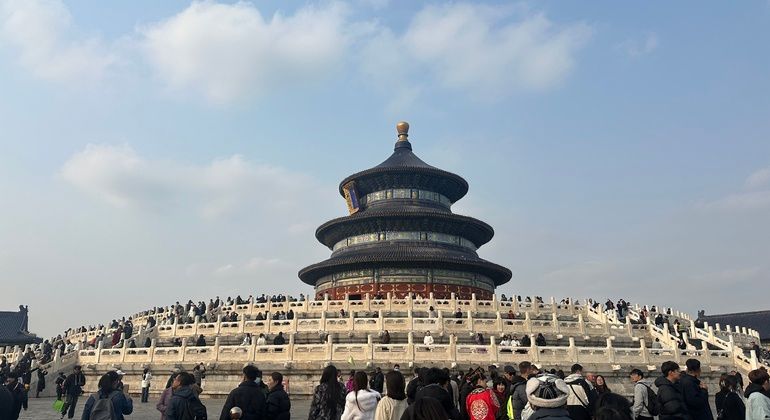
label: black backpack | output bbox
[639,383,660,416]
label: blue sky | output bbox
[1,0,769,337]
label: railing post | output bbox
[408,332,415,362]
[606,338,615,363]
[568,337,577,362]
[490,336,498,363]
[701,341,711,364]
[640,339,649,364]
[578,313,585,334]
[287,334,294,361]
[214,336,221,361]
[367,334,373,362]
[532,296,540,315]
[750,350,759,369]
[408,310,414,331]
[96,341,103,363]
[450,293,457,311]
[449,334,457,361]
[552,313,560,334]
[525,312,532,334]
[149,339,156,362]
[495,312,502,332]
[512,297,519,313]
[326,334,333,362]
[471,293,477,311]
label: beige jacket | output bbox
[374,396,408,420]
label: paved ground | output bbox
[18,396,312,420]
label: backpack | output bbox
[179,397,207,420]
[89,391,118,420]
[638,383,660,416]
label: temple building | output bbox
[0,306,42,348]
[299,122,512,300]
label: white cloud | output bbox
[617,32,658,58]
[60,144,333,221]
[745,167,770,189]
[138,1,350,103]
[701,166,770,211]
[0,0,116,82]
[361,4,592,102]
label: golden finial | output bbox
[396,121,410,142]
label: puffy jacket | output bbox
[678,373,713,420]
[166,386,208,420]
[219,381,266,420]
[266,384,291,420]
[510,379,529,420]
[82,390,134,420]
[528,407,572,420]
[746,384,770,420]
[654,376,690,420]
[341,390,381,420]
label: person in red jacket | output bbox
[466,370,500,420]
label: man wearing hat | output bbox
[525,373,571,420]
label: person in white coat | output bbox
[746,369,770,420]
[342,371,381,420]
[423,332,434,346]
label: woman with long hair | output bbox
[715,373,730,416]
[341,371,380,420]
[374,370,407,420]
[309,365,348,420]
[720,375,745,420]
[595,392,632,420]
[595,375,611,395]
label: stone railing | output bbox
[152,310,640,340]
[71,333,740,369]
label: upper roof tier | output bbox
[338,122,469,203]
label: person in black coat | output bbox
[266,372,291,420]
[655,361,690,420]
[679,359,713,420]
[61,365,86,419]
[219,365,266,420]
[370,367,385,394]
[166,372,207,420]
[719,375,744,420]
[415,368,460,420]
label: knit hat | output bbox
[526,374,570,408]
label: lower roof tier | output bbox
[298,245,512,287]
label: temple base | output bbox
[315,283,493,300]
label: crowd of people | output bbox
[2,355,769,420]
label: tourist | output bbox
[423,332,434,346]
[594,393,632,420]
[256,333,267,347]
[374,370,407,420]
[524,373,571,420]
[629,369,654,420]
[193,363,206,387]
[746,369,770,420]
[346,370,360,393]
[594,375,610,396]
[407,368,426,405]
[370,367,384,394]
[507,362,533,420]
[428,306,438,318]
[564,364,597,420]
[415,367,460,419]
[535,334,547,347]
[81,371,133,420]
[219,365,267,420]
[380,331,391,345]
[55,371,66,400]
[0,383,13,420]
[401,397,447,420]
[308,365,347,420]
[265,371,291,420]
[274,332,287,346]
[716,375,744,420]
[654,361,689,420]
[156,382,173,420]
[7,376,24,420]
[196,334,206,347]
[165,368,181,389]
[520,335,532,348]
[165,372,207,420]
[141,368,152,403]
[241,333,252,346]
[679,359,712,420]
[341,371,380,420]
[35,368,47,398]
[465,370,499,420]
[60,365,86,419]
[491,378,509,420]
